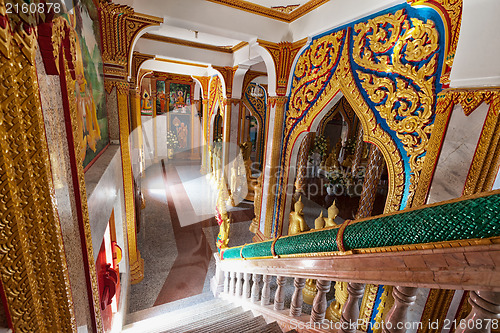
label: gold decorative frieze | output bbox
[142,33,236,54]
[131,52,155,87]
[206,0,329,23]
[99,1,162,68]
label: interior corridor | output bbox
[127,156,255,314]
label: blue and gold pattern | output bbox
[243,83,267,166]
[271,4,446,237]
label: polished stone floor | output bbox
[128,157,255,314]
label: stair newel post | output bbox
[230,271,236,296]
[382,286,418,333]
[251,274,262,302]
[290,277,306,317]
[235,272,243,297]
[310,279,332,323]
[455,290,500,333]
[274,276,286,311]
[340,283,365,333]
[224,271,230,295]
[261,274,272,306]
[242,273,251,299]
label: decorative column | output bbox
[115,82,145,284]
[260,96,288,238]
[98,0,162,288]
[351,127,364,177]
[294,132,315,199]
[151,77,158,162]
[201,98,209,174]
[257,39,306,238]
[355,144,384,219]
[0,13,79,331]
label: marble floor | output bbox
[128,157,255,314]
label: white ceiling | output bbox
[240,0,310,9]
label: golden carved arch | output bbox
[270,3,451,235]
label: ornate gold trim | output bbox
[154,57,209,68]
[99,1,162,68]
[142,33,234,53]
[206,0,329,22]
[131,52,155,87]
[0,9,77,332]
[417,289,455,333]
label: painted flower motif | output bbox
[166,131,180,149]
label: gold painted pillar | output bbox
[261,96,288,238]
[151,78,158,162]
[294,132,315,198]
[115,81,144,284]
[350,126,364,177]
[0,16,77,332]
[201,98,210,174]
[222,99,231,174]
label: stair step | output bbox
[245,320,284,333]
[126,292,215,325]
[160,306,246,333]
[182,310,259,333]
[123,299,236,333]
[212,314,268,333]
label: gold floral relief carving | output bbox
[407,0,463,85]
[0,8,76,332]
[289,30,344,119]
[353,9,440,206]
[335,34,405,213]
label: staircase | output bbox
[122,294,291,333]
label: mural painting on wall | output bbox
[156,80,166,114]
[141,89,153,116]
[170,116,191,150]
[66,0,109,168]
[169,83,191,113]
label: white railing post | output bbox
[455,290,500,333]
[274,276,286,310]
[382,286,418,333]
[340,283,365,333]
[230,271,236,296]
[242,273,251,299]
[261,274,272,306]
[251,274,261,303]
[290,277,306,317]
[235,272,243,297]
[310,279,331,323]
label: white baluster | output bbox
[290,277,306,317]
[261,274,272,306]
[382,286,418,333]
[223,271,229,295]
[274,276,286,310]
[340,283,365,333]
[242,273,251,298]
[235,272,243,297]
[455,290,500,333]
[230,271,236,296]
[251,274,261,303]
[310,279,331,323]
